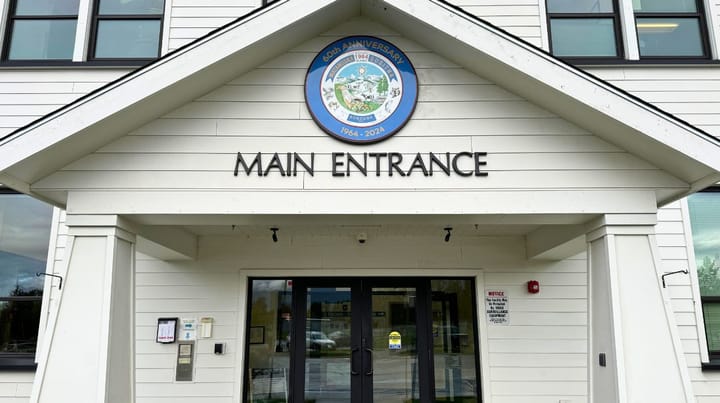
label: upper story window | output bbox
[547,0,711,61]
[90,0,164,60]
[2,0,80,60]
[0,190,53,368]
[633,0,708,58]
[2,0,165,64]
[547,0,623,58]
[687,189,720,362]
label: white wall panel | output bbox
[588,67,720,138]
[0,70,129,137]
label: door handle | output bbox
[365,347,373,376]
[351,347,360,375]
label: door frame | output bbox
[237,270,491,403]
[290,277,434,403]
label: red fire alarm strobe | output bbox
[527,280,540,294]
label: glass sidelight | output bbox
[244,278,481,403]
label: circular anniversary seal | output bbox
[305,36,418,144]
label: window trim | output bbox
[546,0,715,62]
[1,0,80,62]
[0,188,52,370]
[87,0,165,62]
[683,187,720,369]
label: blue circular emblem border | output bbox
[305,36,418,144]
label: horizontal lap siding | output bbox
[132,234,588,403]
[655,201,720,401]
[134,251,239,403]
[167,0,257,51]
[485,254,588,403]
[587,68,720,138]
[38,33,682,195]
[0,70,129,137]
[165,1,544,51]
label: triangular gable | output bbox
[1,0,719,205]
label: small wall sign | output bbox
[156,317,178,344]
[485,290,509,325]
[305,36,418,144]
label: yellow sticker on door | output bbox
[389,331,402,350]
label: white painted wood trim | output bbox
[35,207,62,363]
[161,0,173,56]
[648,234,697,403]
[234,273,249,403]
[605,234,627,403]
[474,271,492,403]
[30,234,77,403]
[680,197,711,362]
[703,0,720,59]
[586,244,594,403]
[0,0,8,54]
[73,0,94,62]
[95,235,118,402]
[536,0,550,51]
[618,0,640,60]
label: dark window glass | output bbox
[95,20,161,58]
[245,279,292,403]
[633,0,707,58]
[90,0,164,60]
[548,0,614,13]
[0,192,53,365]
[551,18,618,57]
[636,18,703,56]
[688,190,720,359]
[546,0,621,58]
[7,20,77,60]
[98,0,163,14]
[633,0,697,12]
[3,0,79,61]
[15,0,80,15]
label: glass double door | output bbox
[291,279,431,403]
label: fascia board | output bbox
[0,0,358,182]
[370,0,720,181]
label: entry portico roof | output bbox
[1,0,719,206]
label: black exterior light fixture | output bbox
[444,227,453,242]
[270,227,279,243]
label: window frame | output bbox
[0,188,53,370]
[87,0,165,62]
[0,0,80,62]
[546,0,625,61]
[546,0,715,63]
[633,1,712,60]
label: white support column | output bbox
[587,214,695,403]
[31,215,135,403]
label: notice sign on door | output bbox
[485,290,509,325]
[389,331,402,350]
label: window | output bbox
[546,0,710,60]
[2,0,165,63]
[633,0,708,58]
[90,0,164,60]
[688,189,720,362]
[547,0,623,58]
[0,190,53,368]
[2,0,80,60]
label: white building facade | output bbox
[1,1,720,403]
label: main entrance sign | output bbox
[305,36,418,144]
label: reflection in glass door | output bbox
[244,278,481,403]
